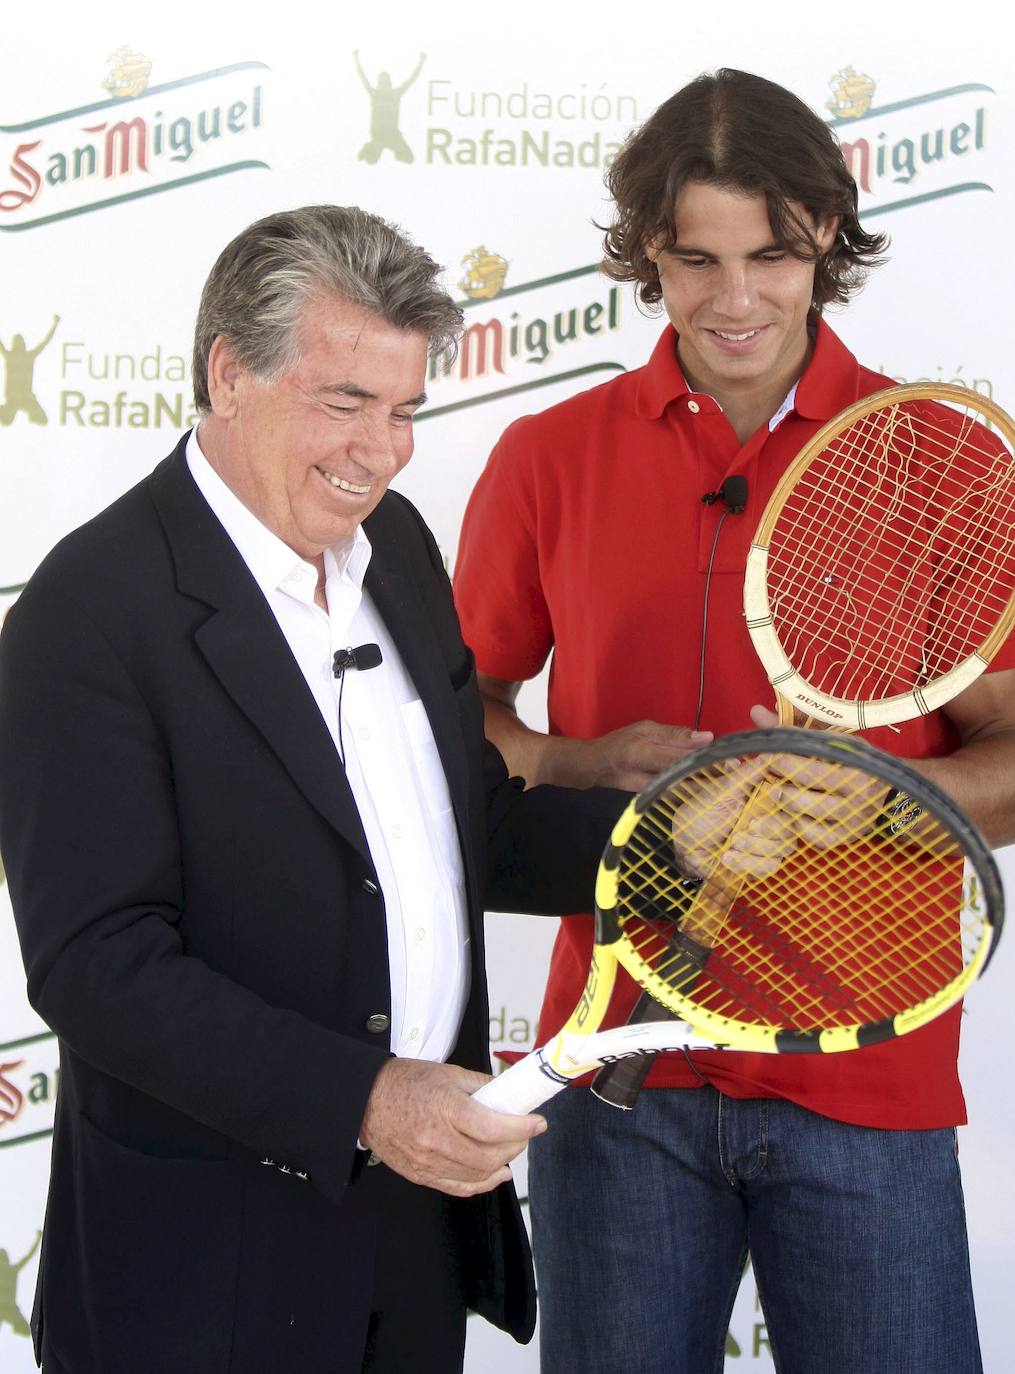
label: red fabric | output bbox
[455,320,1015,1129]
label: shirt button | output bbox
[415,927,427,942]
[687,399,701,414]
[358,727,370,741]
[361,878,379,895]
[408,1027,419,1041]
[391,824,404,840]
[365,1013,390,1033]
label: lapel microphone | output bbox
[695,474,750,731]
[332,643,384,678]
[332,643,383,768]
[701,475,749,513]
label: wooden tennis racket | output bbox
[592,382,1015,1108]
[747,382,1015,727]
[474,729,1003,1115]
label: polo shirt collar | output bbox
[633,316,863,424]
[792,315,864,420]
[634,325,689,420]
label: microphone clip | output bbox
[332,643,384,678]
[701,476,748,515]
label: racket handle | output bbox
[590,994,680,1110]
[472,1050,569,1115]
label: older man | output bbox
[0,206,624,1374]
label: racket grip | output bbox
[472,1051,568,1115]
[590,994,680,1110]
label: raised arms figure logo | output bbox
[0,1232,40,1339]
[354,50,425,164]
[0,315,59,425]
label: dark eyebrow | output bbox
[665,242,785,260]
[317,382,428,407]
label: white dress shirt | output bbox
[186,430,470,1062]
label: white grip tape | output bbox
[472,1051,568,1115]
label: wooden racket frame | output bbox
[744,383,1015,729]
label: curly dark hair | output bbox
[602,69,887,311]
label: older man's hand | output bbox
[359,1058,546,1197]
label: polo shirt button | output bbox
[365,1013,390,1033]
[687,399,701,414]
[361,878,379,895]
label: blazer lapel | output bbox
[148,443,372,865]
[364,506,470,832]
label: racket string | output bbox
[764,399,1015,704]
[615,758,986,1034]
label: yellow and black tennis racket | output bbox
[594,382,1015,1108]
[474,729,1002,1116]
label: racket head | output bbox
[594,728,1003,1054]
[744,383,1015,729]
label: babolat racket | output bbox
[593,381,1015,1108]
[745,382,1015,728]
[473,729,1002,1117]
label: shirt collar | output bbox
[185,427,371,601]
[633,316,863,426]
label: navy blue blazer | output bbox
[0,436,622,1372]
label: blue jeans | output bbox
[527,1086,981,1374]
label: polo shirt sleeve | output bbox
[454,418,554,682]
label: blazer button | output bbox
[361,878,380,895]
[365,1013,390,1033]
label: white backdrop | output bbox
[2,3,1013,1369]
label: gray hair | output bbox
[192,205,463,412]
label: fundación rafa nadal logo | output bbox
[0,1231,40,1340]
[0,316,59,426]
[352,53,636,169]
[353,50,426,164]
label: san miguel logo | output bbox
[419,257,624,422]
[0,1033,58,1150]
[353,50,638,169]
[0,51,270,232]
[824,68,993,216]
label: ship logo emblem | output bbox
[825,66,875,120]
[458,247,509,300]
[101,46,153,100]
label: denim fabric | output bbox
[528,1086,981,1374]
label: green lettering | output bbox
[60,390,86,424]
[155,392,184,427]
[427,128,452,163]
[45,153,68,186]
[27,1072,49,1104]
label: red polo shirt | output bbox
[455,320,1014,1128]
